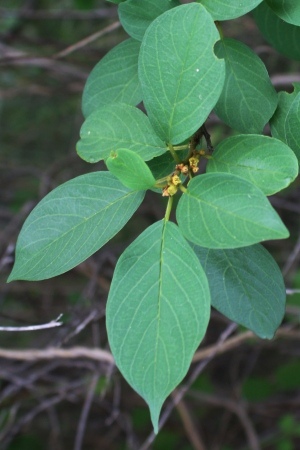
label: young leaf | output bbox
[270,84,300,143]
[191,244,286,339]
[266,0,300,26]
[196,0,263,20]
[106,220,210,433]
[138,3,225,144]
[214,38,277,134]
[77,103,167,163]
[118,0,180,42]
[206,134,298,195]
[8,172,145,281]
[253,2,300,60]
[106,148,156,190]
[82,39,142,118]
[176,173,289,249]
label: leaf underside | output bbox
[8,172,144,281]
[106,220,210,432]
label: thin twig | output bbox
[174,394,206,450]
[192,330,254,362]
[54,21,121,59]
[286,288,300,295]
[192,326,300,362]
[0,314,63,331]
[0,346,114,364]
[282,234,300,277]
[188,392,260,450]
[271,73,300,87]
[73,373,99,450]
[0,7,118,20]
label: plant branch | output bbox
[0,347,114,364]
[173,393,207,450]
[73,373,99,450]
[54,21,121,59]
[0,315,63,332]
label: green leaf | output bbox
[147,149,189,180]
[8,172,144,281]
[138,3,225,144]
[270,84,300,161]
[106,148,156,190]
[77,103,167,163]
[270,84,300,142]
[82,39,142,118]
[266,0,300,26]
[206,134,298,195]
[176,173,289,249]
[284,92,300,162]
[118,0,180,42]
[214,38,277,134]
[196,0,263,20]
[191,244,286,339]
[106,220,210,433]
[253,2,300,60]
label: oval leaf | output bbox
[106,148,156,190]
[191,244,286,339]
[214,38,277,134]
[196,0,263,20]
[176,173,289,249]
[82,39,142,118]
[266,0,300,26]
[207,134,298,195]
[77,103,167,163]
[253,2,300,60]
[106,220,210,433]
[138,3,225,144]
[8,172,144,281]
[119,0,180,41]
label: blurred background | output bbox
[0,1,300,449]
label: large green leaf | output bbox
[82,39,142,118]
[176,173,289,249]
[196,0,263,20]
[270,84,300,141]
[138,3,225,144]
[106,220,210,433]
[253,2,300,60]
[106,148,156,190]
[206,134,298,195]
[118,0,180,42]
[77,103,167,163]
[214,38,277,134]
[8,172,144,281]
[191,244,286,339]
[266,0,300,26]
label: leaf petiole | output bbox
[164,196,174,222]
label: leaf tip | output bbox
[7,270,17,283]
[149,405,161,435]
